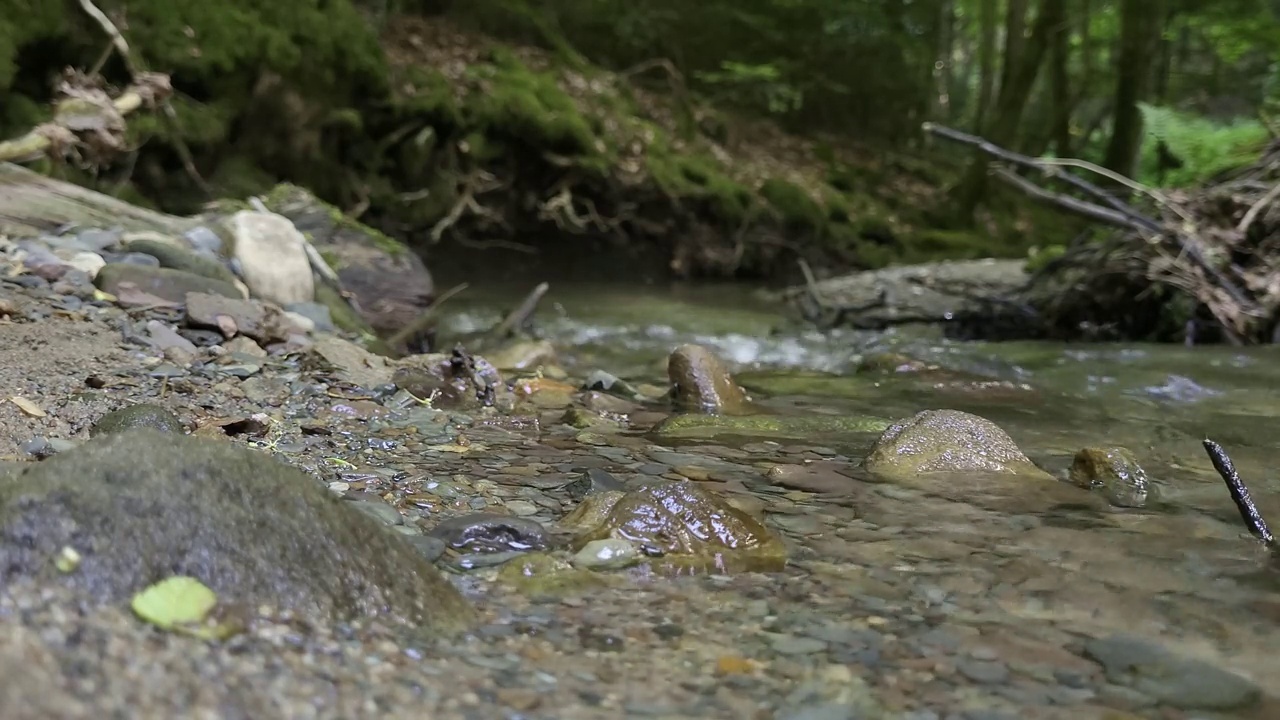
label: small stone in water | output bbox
[572,539,641,570]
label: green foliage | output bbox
[466,50,600,156]
[646,135,756,224]
[100,0,387,97]
[0,0,65,90]
[760,178,825,234]
[695,61,803,115]
[1137,103,1270,186]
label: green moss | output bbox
[207,156,276,200]
[465,51,601,157]
[760,178,825,234]
[0,0,64,91]
[394,67,462,127]
[106,0,386,98]
[646,134,756,225]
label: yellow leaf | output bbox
[131,576,218,631]
[9,396,46,418]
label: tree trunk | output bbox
[972,0,998,131]
[1101,0,1168,178]
[1048,0,1073,155]
[953,0,1065,221]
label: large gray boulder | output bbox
[0,430,475,632]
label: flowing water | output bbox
[440,280,1280,713]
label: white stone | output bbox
[225,210,315,306]
[65,251,106,278]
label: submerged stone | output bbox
[1069,446,1152,508]
[562,481,786,574]
[0,430,475,632]
[1083,634,1260,710]
[428,512,550,553]
[653,412,890,440]
[495,552,612,595]
[667,343,752,414]
[864,408,1051,480]
[90,404,184,438]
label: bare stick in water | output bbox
[1202,438,1274,544]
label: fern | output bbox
[1137,102,1270,187]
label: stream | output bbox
[436,279,1280,715]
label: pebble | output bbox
[1083,634,1261,710]
[768,634,829,655]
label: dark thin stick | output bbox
[489,281,549,339]
[1203,438,1274,544]
[385,282,469,352]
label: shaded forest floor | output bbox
[369,15,1068,284]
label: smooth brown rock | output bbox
[667,343,751,414]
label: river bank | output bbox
[3,221,1280,718]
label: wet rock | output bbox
[122,237,240,287]
[572,538,641,570]
[0,429,475,630]
[485,339,557,372]
[765,462,858,494]
[95,264,242,304]
[653,413,889,441]
[90,404,184,438]
[864,409,1051,479]
[428,513,550,553]
[580,389,641,415]
[495,552,611,595]
[856,352,934,374]
[565,468,626,501]
[513,376,576,410]
[225,210,315,306]
[1083,634,1260,710]
[1069,447,1152,508]
[667,343,752,414]
[561,407,620,430]
[561,481,786,574]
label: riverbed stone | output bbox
[95,263,243,304]
[428,512,550,553]
[0,429,475,631]
[1082,634,1260,710]
[90,403,185,438]
[1069,446,1152,507]
[225,210,315,307]
[563,481,786,574]
[864,409,1051,479]
[667,343,752,414]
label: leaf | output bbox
[131,576,218,631]
[9,396,46,418]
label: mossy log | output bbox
[770,258,1031,332]
[0,162,196,238]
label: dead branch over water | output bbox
[923,122,1280,344]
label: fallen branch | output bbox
[922,121,1260,334]
[1203,438,1274,545]
[0,71,171,165]
[490,282,550,340]
[384,282,469,355]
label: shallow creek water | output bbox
[440,281,1280,714]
